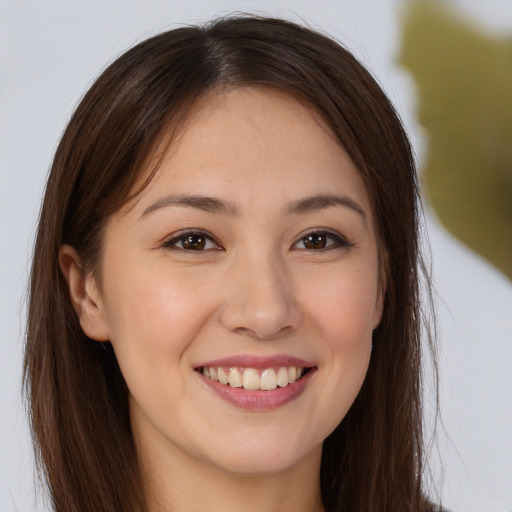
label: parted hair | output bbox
[24,15,437,512]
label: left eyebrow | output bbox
[287,194,366,222]
[140,194,239,218]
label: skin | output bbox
[61,87,384,512]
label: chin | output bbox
[198,427,322,476]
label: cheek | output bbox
[303,262,380,341]
[104,264,215,343]
[300,263,376,426]
[101,266,224,435]
[101,264,220,396]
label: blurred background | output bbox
[1,1,511,511]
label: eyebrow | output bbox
[141,194,239,218]
[287,194,366,221]
[140,192,366,221]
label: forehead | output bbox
[130,87,372,218]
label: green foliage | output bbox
[400,2,512,279]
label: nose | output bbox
[219,252,302,340]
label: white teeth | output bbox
[202,365,308,390]
[228,368,243,388]
[242,368,260,390]
[277,367,289,387]
[260,369,278,390]
[218,368,229,385]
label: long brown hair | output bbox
[24,16,437,512]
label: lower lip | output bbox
[199,369,315,410]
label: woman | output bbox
[24,15,438,512]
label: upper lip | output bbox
[195,355,316,370]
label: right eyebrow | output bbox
[140,194,239,219]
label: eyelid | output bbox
[162,229,223,250]
[292,228,352,250]
[160,227,350,252]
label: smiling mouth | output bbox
[198,366,311,391]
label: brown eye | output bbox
[163,231,219,251]
[294,230,350,251]
[181,234,206,250]
[303,233,327,250]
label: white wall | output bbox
[1,1,511,511]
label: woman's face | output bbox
[81,88,383,476]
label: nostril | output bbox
[233,324,294,341]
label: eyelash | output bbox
[162,230,222,251]
[162,229,352,252]
[293,229,352,251]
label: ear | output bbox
[59,245,110,341]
